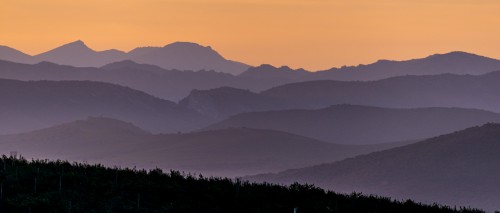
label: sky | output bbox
[1,0,500,70]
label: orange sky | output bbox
[1,0,500,70]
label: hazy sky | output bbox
[2,0,500,70]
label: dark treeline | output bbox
[0,156,484,213]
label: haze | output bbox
[1,0,500,70]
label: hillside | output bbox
[203,105,500,144]
[0,157,483,213]
[179,87,292,119]
[0,117,403,177]
[261,73,500,113]
[0,45,35,64]
[0,79,210,134]
[247,124,500,211]
[0,60,257,101]
[33,40,126,67]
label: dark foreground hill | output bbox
[247,124,500,211]
[0,157,484,213]
[203,105,500,144]
[0,79,210,134]
[0,117,402,177]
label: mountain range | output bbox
[2,49,500,102]
[203,105,500,144]
[0,78,210,134]
[241,51,500,81]
[3,41,500,81]
[3,40,500,211]
[181,71,500,118]
[0,40,250,75]
[0,117,404,177]
[0,59,247,101]
[246,123,500,211]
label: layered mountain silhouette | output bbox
[2,51,500,102]
[3,41,500,79]
[0,78,210,134]
[179,87,293,119]
[260,72,500,113]
[0,45,35,64]
[247,123,500,211]
[0,41,250,74]
[34,40,127,67]
[203,105,500,144]
[0,117,403,177]
[241,51,500,81]
[129,42,249,75]
[0,59,263,100]
[180,71,500,118]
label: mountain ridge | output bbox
[1,40,250,74]
[246,123,500,211]
[0,117,405,177]
[202,105,500,144]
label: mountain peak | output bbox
[63,40,89,49]
[426,51,485,60]
[164,42,207,49]
[39,40,94,55]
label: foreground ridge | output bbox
[0,156,483,213]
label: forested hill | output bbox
[0,157,483,213]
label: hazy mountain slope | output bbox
[317,51,500,81]
[0,45,35,64]
[0,79,210,134]
[203,105,500,144]
[261,72,500,112]
[0,117,151,159]
[3,50,500,102]
[5,41,500,81]
[247,124,500,211]
[33,40,127,67]
[119,128,405,177]
[179,87,293,119]
[1,41,250,74]
[129,42,250,75]
[0,60,260,101]
[240,51,500,81]
[0,117,404,177]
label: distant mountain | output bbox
[2,50,500,101]
[33,40,127,67]
[4,41,500,78]
[0,117,151,159]
[0,78,210,134]
[247,123,500,211]
[178,71,500,119]
[0,59,267,101]
[317,51,500,80]
[238,64,315,85]
[0,45,35,64]
[203,105,500,144]
[0,117,403,177]
[129,42,250,75]
[179,87,292,119]
[0,41,250,74]
[240,51,500,81]
[261,72,500,113]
